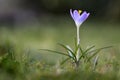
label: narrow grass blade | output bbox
[93,55,99,70]
[87,50,100,62]
[78,46,85,61]
[88,46,112,54]
[79,45,95,60]
[84,45,95,53]
[40,49,70,57]
[66,45,74,57]
[87,46,112,62]
[60,58,70,65]
[58,43,76,60]
[79,46,84,55]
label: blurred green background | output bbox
[0,0,120,80]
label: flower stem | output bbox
[76,26,80,61]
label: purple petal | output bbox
[73,10,80,21]
[78,11,90,24]
[87,13,90,17]
[70,9,74,20]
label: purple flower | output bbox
[70,9,90,27]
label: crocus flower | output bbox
[70,9,90,27]
[70,9,90,61]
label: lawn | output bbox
[0,18,120,80]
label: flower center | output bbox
[78,10,82,14]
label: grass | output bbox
[0,19,120,80]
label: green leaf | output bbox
[79,46,84,55]
[87,46,112,62]
[40,49,70,57]
[88,46,112,54]
[93,55,99,70]
[60,58,70,65]
[87,50,100,62]
[66,45,75,58]
[84,45,95,53]
[58,43,76,60]
[79,45,95,61]
[78,46,86,61]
